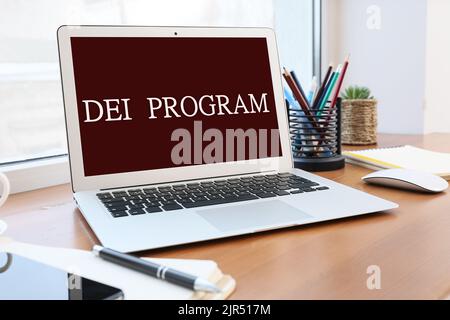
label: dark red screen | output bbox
[70,36,281,176]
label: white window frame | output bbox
[0,155,70,194]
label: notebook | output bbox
[343,145,450,180]
[0,237,235,300]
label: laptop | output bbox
[57,26,397,253]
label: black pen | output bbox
[92,245,221,293]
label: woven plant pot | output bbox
[341,99,377,145]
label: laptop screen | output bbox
[70,36,282,176]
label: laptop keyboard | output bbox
[96,173,329,218]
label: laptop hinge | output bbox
[99,169,280,191]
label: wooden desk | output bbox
[1,133,449,299]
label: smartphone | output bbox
[0,252,124,300]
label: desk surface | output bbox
[2,133,450,299]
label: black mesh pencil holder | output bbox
[288,98,345,171]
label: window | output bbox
[0,0,318,190]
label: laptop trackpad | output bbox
[196,200,312,233]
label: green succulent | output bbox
[341,86,374,100]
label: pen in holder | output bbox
[288,98,345,171]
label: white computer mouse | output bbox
[362,168,448,193]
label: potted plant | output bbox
[341,86,377,145]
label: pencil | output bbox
[317,65,342,115]
[319,55,350,144]
[314,70,335,114]
[329,54,350,109]
[282,68,320,130]
[290,70,309,107]
[312,64,333,109]
[307,76,317,104]
[283,68,309,110]
[284,87,300,110]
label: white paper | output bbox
[0,237,218,300]
[346,145,450,174]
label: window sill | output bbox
[0,156,70,194]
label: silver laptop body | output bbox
[58,26,397,252]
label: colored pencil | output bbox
[317,64,342,115]
[283,68,309,110]
[284,87,300,110]
[282,68,320,130]
[307,76,317,104]
[314,70,335,114]
[284,87,315,154]
[319,55,350,144]
[312,64,333,109]
[290,70,309,107]
[329,54,350,109]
